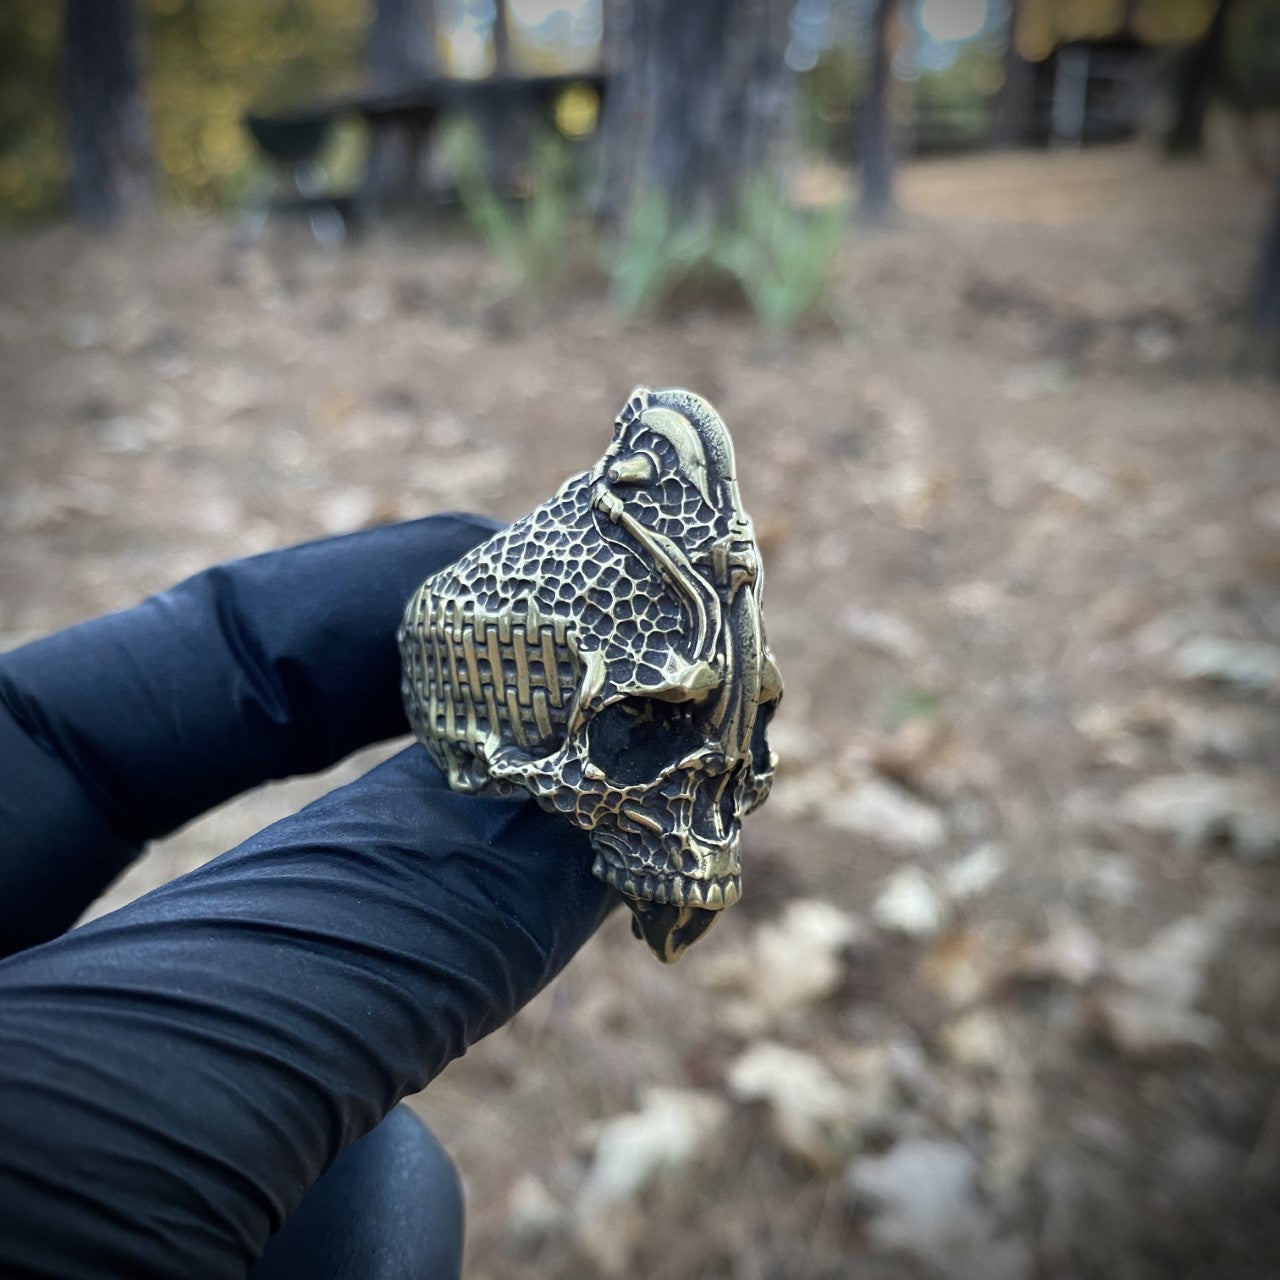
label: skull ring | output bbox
[398,387,782,962]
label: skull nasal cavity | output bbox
[587,697,706,786]
[750,701,777,775]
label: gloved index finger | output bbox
[0,514,499,848]
[0,745,616,1280]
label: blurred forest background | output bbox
[2,1,1280,1278]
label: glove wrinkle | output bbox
[0,700,142,957]
[0,515,502,955]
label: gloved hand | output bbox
[0,515,616,1280]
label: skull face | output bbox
[398,387,782,961]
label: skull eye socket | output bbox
[750,699,779,775]
[588,696,705,786]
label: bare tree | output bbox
[1252,174,1280,331]
[492,0,512,76]
[857,0,897,221]
[993,0,1033,148]
[1165,0,1237,157]
[364,0,440,209]
[599,0,793,229]
[366,0,440,81]
[63,0,151,226]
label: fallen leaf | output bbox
[502,1173,564,1251]
[1170,637,1280,698]
[577,1088,728,1214]
[846,1138,1030,1279]
[1121,774,1280,859]
[839,605,926,662]
[1095,912,1232,1054]
[574,1088,728,1274]
[943,842,1007,901]
[940,1008,1014,1072]
[873,866,947,939]
[822,778,947,852]
[750,899,864,1017]
[727,1041,857,1170]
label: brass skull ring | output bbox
[398,387,782,961]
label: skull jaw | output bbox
[626,898,720,963]
[489,737,746,900]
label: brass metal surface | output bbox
[398,387,781,961]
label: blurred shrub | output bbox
[714,177,847,333]
[444,116,579,292]
[443,127,846,333]
[609,179,847,334]
[797,45,861,160]
[912,47,1003,154]
[796,36,1001,162]
[607,190,717,318]
[0,0,367,224]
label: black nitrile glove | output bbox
[0,516,615,1280]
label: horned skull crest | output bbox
[398,387,782,961]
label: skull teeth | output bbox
[592,859,741,912]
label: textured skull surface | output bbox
[398,387,782,961]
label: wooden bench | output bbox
[243,71,607,234]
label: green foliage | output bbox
[144,0,367,211]
[887,686,943,729]
[796,46,860,159]
[443,141,847,331]
[913,47,1003,153]
[1020,0,1217,58]
[608,179,847,334]
[0,2,64,225]
[713,177,847,333]
[607,190,718,317]
[443,117,577,292]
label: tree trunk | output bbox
[1252,173,1280,331]
[63,0,151,226]
[857,0,896,221]
[491,0,511,76]
[477,2,521,192]
[364,0,440,211]
[599,0,793,229]
[366,0,439,82]
[1164,0,1235,157]
[993,0,1033,148]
